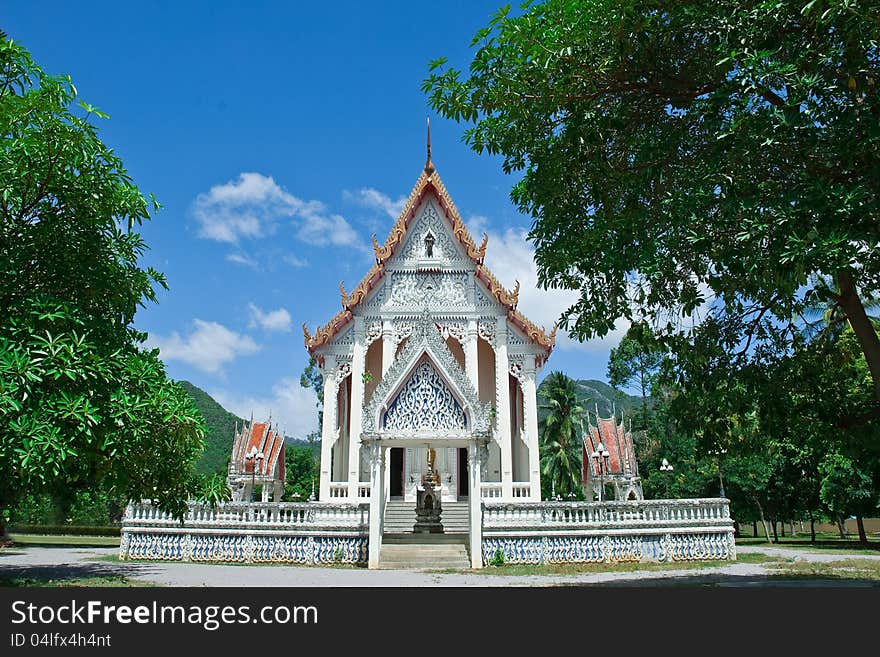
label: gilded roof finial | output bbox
[425,117,434,174]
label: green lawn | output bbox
[9,533,120,548]
[766,558,880,582]
[431,556,761,576]
[736,534,880,556]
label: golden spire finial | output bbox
[425,117,434,174]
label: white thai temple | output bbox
[302,131,556,565]
[120,132,736,570]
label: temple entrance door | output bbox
[390,448,404,498]
[457,447,469,498]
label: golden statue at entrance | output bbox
[423,448,441,486]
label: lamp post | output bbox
[708,447,727,499]
[591,442,610,502]
[245,447,265,502]
[659,458,674,499]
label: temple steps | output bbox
[377,533,471,570]
[383,500,470,534]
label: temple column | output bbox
[318,355,338,501]
[469,442,484,569]
[348,318,366,499]
[381,322,395,501]
[522,357,541,501]
[381,320,395,375]
[495,318,513,499]
[368,442,386,569]
[465,320,479,389]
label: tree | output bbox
[0,34,206,542]
[538,372,587,499]
[283,444,319,502]
[607,322,663,428]
[424,1,880,426]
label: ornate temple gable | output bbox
[363,312,491,437]
[382,359,467,433]
[386,271,468,311]
[303,153,556,356]
[384,200,473,272]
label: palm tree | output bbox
[539,372,587,499]
[803,275,880,340]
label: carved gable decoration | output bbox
[363,311,491,437]
[382,359,467,432]
[386,201,471,270]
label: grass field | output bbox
[7,534,120,548]
[0,574,150,587]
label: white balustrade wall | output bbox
[120,501,370,565]
[481,498,736,565]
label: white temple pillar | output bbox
[368,442,385,569]
[469,442,483,569]
[465,320,479,389]
[261,483,270,503]
[318,355,338,501]
[495,318,513,499]
[522,357,541,501]
[381,320,395,375]
[348,319,366,499]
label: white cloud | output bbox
[346,187,407,218]
[248,303,292,333]
[146,319,260,374]
[284,255,308,268]
[226,252,259,268]
[482,227,629,352]
[210,378,319,440]
[193,172,364,249]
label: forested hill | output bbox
[536,377,645,421]
[178,381,314,476]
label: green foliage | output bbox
[425,0,880,413]
[607,323,664,429]
[0,34,205,524]
[489,547,505,567]
[283,443,319,501]
[333,547,344,563]
[193,473,232,509]
[538,372,587,499]
[7,524,121,537]
[178,381,241,476]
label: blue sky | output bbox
[6,1,628,438]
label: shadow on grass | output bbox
[0,559,160,587]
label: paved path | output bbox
[1,544,878,587]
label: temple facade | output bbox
[303,137,556,564]
[582,410,644,502]
[227,417,286,503]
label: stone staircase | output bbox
[378,500,472,569]
[378,533,471,570]
[383,499,470,534]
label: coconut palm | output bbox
[539,372,587,499]
[803,275,880,340]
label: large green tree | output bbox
[607,322,663,428]
[0,34,205,541]
[538,371,587,499]
[424,1,880,426]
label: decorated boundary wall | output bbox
[120,498,735,567]
[481,499,736,565]
[120,502,370,565]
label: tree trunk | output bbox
[752,520,758,537]
[0,516,10,548]
[808,509,816,543]
[836,515,848,539]
[780,521,786,538]
[837,269,880,405]
[771,519,779,543]
[754,497,771,542]
[733,520,740,538]
[856,515,868,545]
